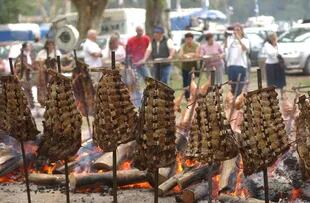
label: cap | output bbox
[153,26,164,33]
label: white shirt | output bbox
[83,39,103,68]
[263,42,279,64]
[226,37,250,68]
[102,45,126,63]
[36,49,62,61]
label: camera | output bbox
[224,30,234,38]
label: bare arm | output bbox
[168,48,175,59]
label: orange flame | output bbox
[42,163,57,174]
[176,155,183,174]
[231,160,249,198]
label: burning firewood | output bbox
[179,181,210,203]
[28,174,66,185]
[296,95,310,180]
[134,77,176,171]
[186,85,238,164]
[92,141,136,171]
[69,169,148,191]
[71,60,95,116]
[0,75,39,141]
[93,69,138,152]
[38,70,82,161]
[158,164,219,196]
[240,87,289,176]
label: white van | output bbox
[51,8,146,36]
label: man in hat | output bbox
[137,26,175,84]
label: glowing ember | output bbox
[120,182,152,189]
[119,161,132,170]
[185,159,198,168]
[290,188,301,201]
[173,185,181,193]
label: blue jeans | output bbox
[182,69,191,99]
[227,65,246,96]
[152,64,172,85]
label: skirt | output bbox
[265,63,286,89]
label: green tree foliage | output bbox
[0,0,36,24]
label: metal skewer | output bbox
[111,51,118,203]
[257,69,269,203]
[57,56,70,203]
[9,58,32,203]
[208,70,215,203]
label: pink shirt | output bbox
[200,42,223,69]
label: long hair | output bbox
[234,23,245,38]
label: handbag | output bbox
[277,54,286,69]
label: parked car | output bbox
[258,25,310,74]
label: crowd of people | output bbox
[0,23,287,109]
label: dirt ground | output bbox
[0,183,176,203]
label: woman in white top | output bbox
[263,32,286,97]
[224,24,250,96]
[36,40,62,61]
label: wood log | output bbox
[92,141,136,171]
[180,182,209,203]
[54,151,102,174]
[158,164,220,196]
[218,193,275,203]
[69,169,147,191]
[28,173,65,185]
[0,156,21,176]
[219,157,238,192]
[158,173,182,196]
[177,164,220,190]
[148,165,175,187]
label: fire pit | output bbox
[0,62,310,203]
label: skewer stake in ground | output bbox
[154,167,159,203]
[257,69,269,203]
[208,70,216,203]
[111,50,118,203]
[57,56,70,203]
[8,58,32,203]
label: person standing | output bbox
[102,33,126,63]
[83,30,103,68]
[263,32,286,97]
[137,26,175,85]
[126,26,151,107]
[36,39,62,61]
[178,32,200,100]
[127,26,151,80]
[83,29,103,83]
[14,42,35,108]
[200,33,225,85]
[224,24,250,96]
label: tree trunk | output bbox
[145,0,169,36]
[71,0,108,39]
